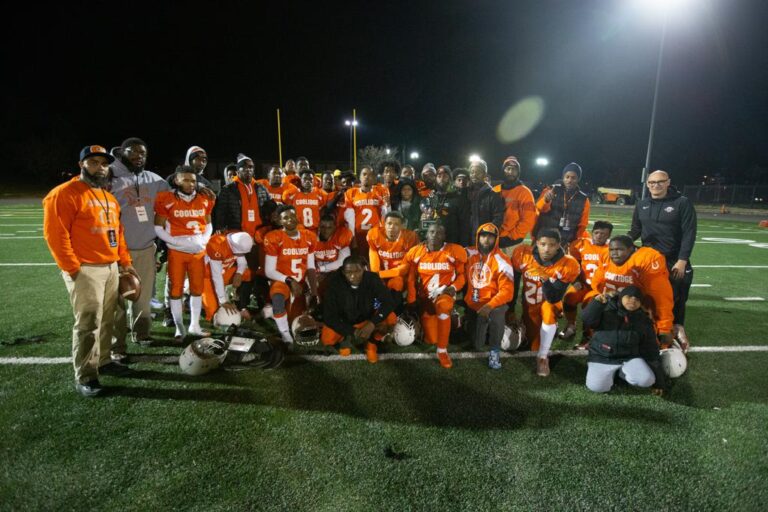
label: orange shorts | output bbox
[320,312,397,346]
[167,249,206,297]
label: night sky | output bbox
[3,0,767,187]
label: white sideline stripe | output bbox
[16,230,38,233]
[0,263,56,266]
[3,346,768,365]
[0,224,42,227]
[690,284,712,287]
[0,345,768,365]
[694,265,768,268]
[723,297,765,301]
[0,236,43,239]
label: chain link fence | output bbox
[682,185,768,205]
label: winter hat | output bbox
[227,232,254,255]
[618,286,643,301]
[185,146,206,166]
[502,156,520,170]
[236,153,253,168]
[562,162,582,180]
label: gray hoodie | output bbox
[110,159,170,250]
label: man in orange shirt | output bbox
[43,145,137,397]
[560,220,613,344]
[283,168,328,232]
[492,156,536,255]
[344,166,390,258]
[589,235,674,344]
[465,223,515,369]
[263,205,319,347]
[154,166,215,340]
[258,165,299,205]
[404,223,467,368]
[511,229,580,377]
[201,231,254,321]
[314,214,354,279]
[367,211,418,305]
[534,163,590,249]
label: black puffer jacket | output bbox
[628,186,697,263]
[582,296,661,365]
[467,182,505,241]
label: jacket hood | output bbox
[185,146,206,166]
[475,222,500,252]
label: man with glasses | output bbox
[628,170,697,352]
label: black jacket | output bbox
[534,184,589,245]
[322,270,395,337]
[213,181,275,232]
[582,297,665,390]
[628,187,697,263]
[467,183,505,243]
[419,187,472,246]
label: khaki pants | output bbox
[113,244,156,352]
[62,263,119,384]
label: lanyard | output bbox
[562,189,578,213]
[134,173,143,201]
[88,187,113,226]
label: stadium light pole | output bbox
[640,1,672,200]
[344,117,359,172]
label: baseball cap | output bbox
[79,145,115,163]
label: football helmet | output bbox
[213,307,242,328]
[224,326,285,370]
[393,312,421,347]
[501,323,525,352]
[661,346,687,378]
[291,313,320,347]
[179,337,228,376]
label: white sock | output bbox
[538,323,557,359]
[274,314,293,343]
[170,298,184,336]
[189,295,202,331]
[437,348,447,354]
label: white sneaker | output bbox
[150,298,164,310]
[188,326,211,337]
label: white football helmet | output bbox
[291,314,320,346]
[393,312,421,347]
[179,338,228,376]
[500,323,524,352]
[661,346,687,378]
[213,307,242,328]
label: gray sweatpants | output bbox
[586,358,655,393]
[468,304,508,351]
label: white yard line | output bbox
[723,297,765,301]
[694,265,768,268]
[3,346,768,365]
[0,263,56,266]
[690,284,712,287]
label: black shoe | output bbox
[162,308,174,327]
[99,361,133,377]
[75,379,103,397]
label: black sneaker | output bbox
[75,379,103,397]
[162,308,174,328]
[99,361,133,377]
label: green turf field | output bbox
[1,203,767,511]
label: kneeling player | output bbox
[404,223,467,368]
[511,229,580,376]
[263,205,318,347]
[367,211,418,306]
[154,166,214,340]
[560,220,612,345]
[465,223,515,369]
[314,214,354,283]
[321,256,397,362]
[202,231,254,321]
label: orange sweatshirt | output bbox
[43,177,131,274]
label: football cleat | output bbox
[536,357,550,377]
[488,350,502,370]
[366,342,378,364]
[437,351,452,368]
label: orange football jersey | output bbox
[282,188,328,231]
[314,227,354,264]
[154,191,214,236]
[344,186,389,232]
[511,244,580,307]
[206,233,237,270]
[367,226,419,274]
[263,228,317,282]
[569,237,609,286]
[256,179,299,205]
[590,246,673,333]
[405,243,467,302]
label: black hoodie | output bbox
[628,186,696,263]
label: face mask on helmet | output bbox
[393,312,421,347]
[291,314,320,347]
[179,338,228,376]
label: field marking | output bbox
[0,263,56,266]
[3,345,768,365]
[694,265,768,268]
[691,284,712,287]
[16,230,39,233]
[0,224,43,227]
[0,236,44,239]
[723,297,765,301]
